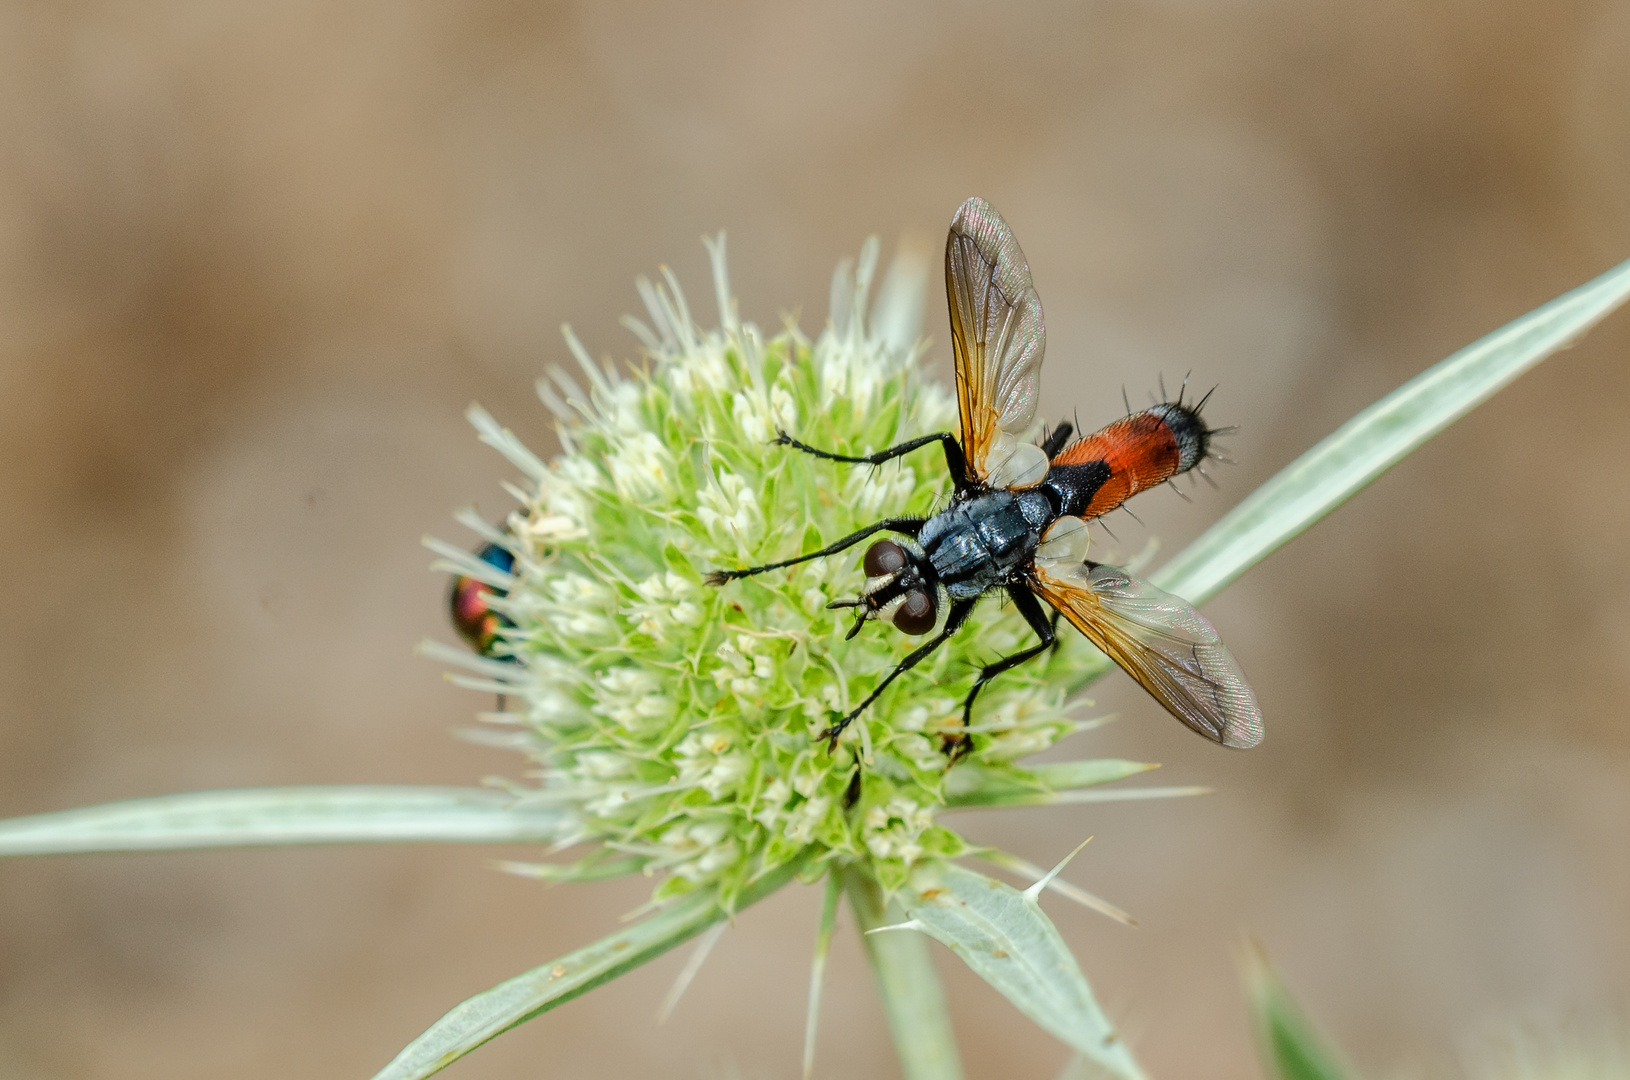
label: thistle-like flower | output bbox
[427,236,1140,909]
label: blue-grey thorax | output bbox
[918,489,1055,600]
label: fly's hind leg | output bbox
[944,586,1057,760]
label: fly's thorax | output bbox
[1016,489,1054,530]
[920,489,1052,598]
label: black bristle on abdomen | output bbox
[1146,402,1207,473]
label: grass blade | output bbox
[803,871,842,1079]
[1153,256,1630,607]
[0,786,571,855]
[893,861,1146,1080]
[372,857,805,1080]
[943,760,1158,809]
[1243,948,1360,1080]
[846,868,965,1080]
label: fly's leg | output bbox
[1039,420,1074,458]
[775,430,970,491]
[945,587,1056,760]
[703,516,925,585]
[819,599,976,751]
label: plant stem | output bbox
[844,867,964,1080]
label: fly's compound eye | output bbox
[891,589,937,635]
[863,540,907,578]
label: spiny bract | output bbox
[435,237,1110,903]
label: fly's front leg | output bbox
[775,430,971,492]
[820,599,976,751]
[946,586,1057,760]
[703,516,924,585]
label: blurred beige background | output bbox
[2,2,1629,1078]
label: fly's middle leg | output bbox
[945,586,1056,760]
[703,516,925,585]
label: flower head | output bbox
[437,237,1113,902]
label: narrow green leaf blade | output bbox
[0,786,572,855]
[847,868,965,1080]
[1244,950,1359,1080]
[1153,257,1630,607]
[802,871,842,1080]
[897,861,1146,1080]
[371,857,804,1080]
[943,760,1157,809]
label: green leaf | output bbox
[495,854,643,884]
[892,860,1146,1080]
[942,759,1157,809]
[372,856,806,1080]
[1243,949,1359,1080]
[0,787,572,855]
[846,868,965,1080]
[802,871,842,1080]
[1153,256,1630,608]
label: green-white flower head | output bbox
[432,236,1119,903]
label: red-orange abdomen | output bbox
[1048,403,1207,520]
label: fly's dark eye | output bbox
[864,540,906,577]
[892,589,936,635]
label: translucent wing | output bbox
[1030,559,1264,748]
[945,197,1048,489]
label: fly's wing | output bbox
[945,197,1048,489]
[1031,560,1264,748]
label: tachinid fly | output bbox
[708,196,1263,756]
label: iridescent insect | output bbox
[449,542,517,660]
[708,196,1263,755]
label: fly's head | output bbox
[827,538,940,639]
